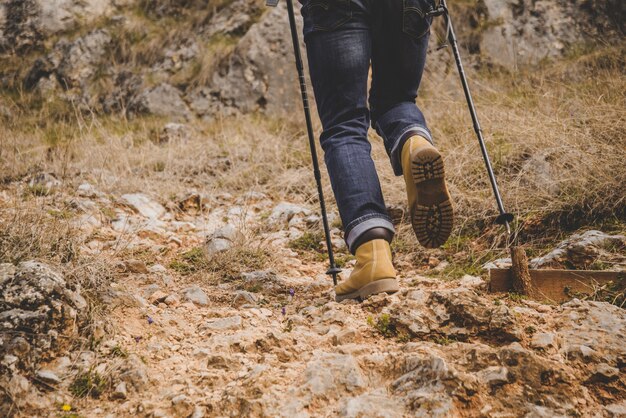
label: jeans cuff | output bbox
[390,125,433,176]
[345,215,395,254]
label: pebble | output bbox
[531,332,557,349]
[35,370,61,385]
[182,286,209,306]
[112,382,128,400]
[202,316,242,331]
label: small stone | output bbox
[206,238,232,255]
[148,264,167,274]
[124,260,149,274]
[120,193,166,219]
[77,183,98,197]
[191,405,205,418]
[111,382,127,400]
[36,369,61,385]
[477,366,509,387]
[205,224,243,255]
[28,172,61,195]
[268,202,312,226]
[233,290,258,307]
[164,294,180,306]
[589,363,619,382]
[148,290,168,305]
[182,286,209,306]
[605,401,626,417]
[459,274,484,289]
[531,332,556,349]
[203,316,242,331]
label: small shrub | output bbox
[69,370,108,398]
[367,314,397,338]
[288,231,324,253]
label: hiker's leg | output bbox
[302,0,395,254]
[369,0,433,175]
[369,0,454,248]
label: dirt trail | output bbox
[1,182,625,417]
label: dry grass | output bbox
[0,43,624,272]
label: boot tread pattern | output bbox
[410,150,454,249]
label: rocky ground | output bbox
[1,177,625,417]
[1,0,625,417]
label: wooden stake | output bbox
[510,246,534,297]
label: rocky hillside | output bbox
[0,0,623,120]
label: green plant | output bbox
[288,231,324,253]
[69,370,108,398]
[367,314,398,338]
[432,335,455,346]
[109,345,128,358]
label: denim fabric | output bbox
[300,0,435,253]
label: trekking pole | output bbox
[428,1,535,295]
[267,0,341,285]
[427,0,514,234]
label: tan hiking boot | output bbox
[335,239,399,302]
[401,135,454,248]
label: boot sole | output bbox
[410,147,454,248]
[335,278,399,302]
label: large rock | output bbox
[479,0,624,69]
[0,0,115,54]
[24,28,112,90]
[530,230,625,269]
[204,0,263,38]
[0,261,87,413]
[187,1,306,116]
[129,83,192,121]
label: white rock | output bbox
[268,202,312,226]
[111,381,127,400]
[303,351,366,396]
[77,183,98,197]
[120,194,166,219]
[203,316,242,331]
[35,369,61,385]
[182,285,209,306]
[531,332,557,349]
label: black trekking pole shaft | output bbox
[444,9,513,234]
[285,0,340,284]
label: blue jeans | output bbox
[300,0,435,253]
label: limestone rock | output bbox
[530,230,625,269]
[25,29,112,90]
[203,316,242,331]
[120,193,166,220]
[111,381,127,400]
[129,83,191,121]
[188,1,306,116]
[182,285,209,306]
[303,351,367,397]
[268,202,312,227]
[0,261,86,412]
[480,0,623,69]
[340,389,405,418]
[205,224,243,256]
